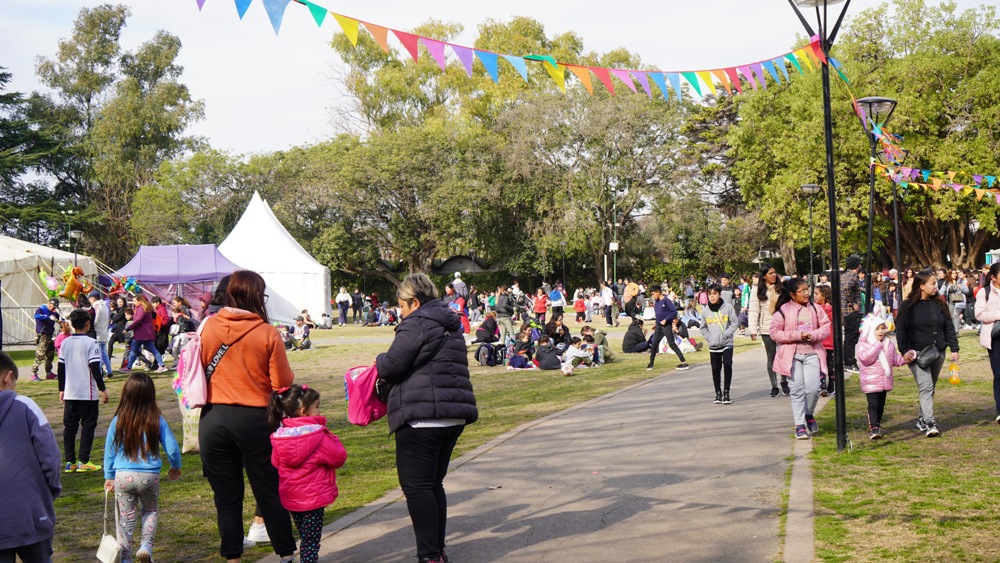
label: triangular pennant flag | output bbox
[631,71,653,97]
[900,181,909,189]
[698,70,720,96]
[761,60,781,84]
[475,50,499,83]
[911,169,920,180]
[567,66,593,95]
[196,0,207,11]
[393,30,420,62]
[962,187,972,196]
[502,55,529,82]
[724,68,742,94]
[333,14,360,46]
[648,72,669,100]
[262,0,291,35]
[544,62,566,92]
[302,1,327,27]
[363,22,390,52]
[795,48,816,71]
[932,178,943,189]
[829,57,850,83]
[451,44,474,77]
[974,175,984,186]
[711,69,732,95]
[421,38,448,71]
[922,169,931,182]
[772,58,789,82]
[750,63,767,89]
[785,53,804,74]
[737,66,758,90]
[666,73,683,102]
[987,176,997,187]
[680,72,703,97]
[900,167,911,178]
[948,171,957,182]
[809,39,827,65]
[609,69,638,94]
[235,0,253,20]
[591,67,615,95]
[996,193,1000,205]
[976,189,986,201]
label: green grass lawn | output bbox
[17,324,756,562]
[810,331,1000,562]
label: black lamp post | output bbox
[877,147,909,284]
[560,241,567,288]
[856,96,897,314]
[787,0,852,452]
[801,184,822,293]
[69,230,82,267]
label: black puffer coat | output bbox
[376,299,478,434]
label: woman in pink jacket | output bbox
[856,315,909,440]
[973,261,1000,425]
[769,278,831,440]
[268,384,347,563]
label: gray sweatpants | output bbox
[908,354,945,425]
[115,471,160,562]
[497,317,514,345]
[789,353,822,427]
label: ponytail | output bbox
[266,384,320,430]
[775,278,808,311]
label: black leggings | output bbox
[604,305,613,325]
[63,400,99,464]
[395,424,464,559]
[292,508,325,563]
[710,348,734,392]
[649,323,685,363]
[199,404,295,559]
[866,391,888,429]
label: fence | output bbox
[2,306,39,347]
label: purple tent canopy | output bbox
[114,245,242,283]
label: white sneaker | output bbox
[995,414,1000,425]
[135,543,153,563]
[243,537,256,549]
[246,522,270,543]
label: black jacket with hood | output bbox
[376,299,478,434]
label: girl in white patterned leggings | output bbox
[104,373,182,563]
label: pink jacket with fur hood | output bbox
[270,415,347,512]
[856,317,908,393]
[769,301,831,378]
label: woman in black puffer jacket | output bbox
[375,274,478,563]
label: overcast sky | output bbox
[1,0,987,155]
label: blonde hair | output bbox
[397,273,439,305]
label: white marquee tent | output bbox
[219,192,331,325]
[0,234,98,346]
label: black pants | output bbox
[63,400,99,464]
[292,508,325,563]
[395,424,464,559]
[0,538,52,563]
[866,391,888,429]
[649,323,685,364]
[352,305,362,322]
[988,345,1000,416]
[552,306,564,319]
[624,300,638,320]
[626,339,652,353]
[604,305,613,325]
[843,311,863,367]
[199,404,295,559]
[710,348,734,392]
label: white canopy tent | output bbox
[219,192,331,325]
[0,234,98,346]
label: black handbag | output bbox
[915,343,942,369]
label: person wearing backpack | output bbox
[548,285,566,320]
[198,271,297,562]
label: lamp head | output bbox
[68,230,83,240]
[793,0,847,6]
[800,183,822,196]
[857,96,898,131]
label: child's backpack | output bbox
[476,344,496,367]
[494,344,507,366]
[344,365,387,426]
[529,327,542,342]
[173,320,232,409]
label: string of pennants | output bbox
[874,163,1000,205]
[196,0,847,101]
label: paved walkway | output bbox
[267,347,821,562]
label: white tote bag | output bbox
[97,490,121,563]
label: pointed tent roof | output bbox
[114,244,242,283]
[218,192,326,274]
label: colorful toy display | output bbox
[58,266,93,301]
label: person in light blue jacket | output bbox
[104,373,181,563]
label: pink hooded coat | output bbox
[769,301,831,378]
[270,415,347,512]
[974,284,1000,350]
[855,317,907,393]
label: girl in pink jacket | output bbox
[268,384,347,563]
[769,278,831,440]
[856,315,909,440]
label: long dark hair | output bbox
[225,270,268,323]
[899,270,950,319]
[756,264,775,303]
[267,384,321,430]
[775,277,808,311]
[113,373,162,461]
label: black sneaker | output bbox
[770,387,780,398]
[676,363,690,371]
[806,415,819,434]
[714,391,723,404]
[722,390,732,404]
[646,362,654,371]
[916,417,928,432]
[870,427,882,440]
[780,380,790,396]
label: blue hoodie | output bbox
[104,415,182,479]
[654,296,678,326]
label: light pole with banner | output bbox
[856,96,897,314]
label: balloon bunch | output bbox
[37,270,62,299]
[59,266,93,301]
[108,276,141,297]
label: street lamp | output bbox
[560,241,567,288]
[877,147,909,285]
[801,184,822,293]
[857,96,898,315]
[68,230,82,267]
[677,233,687,285]
[788,0,852,452]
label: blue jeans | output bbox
[128,339,164,369]
[97,341,113,376]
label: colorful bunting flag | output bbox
[724,67,742,94]
[737,66,757,90]
[750,63,767,89]
[711,69,732,95]
[421,38,448,71]
[610,69,638,94]
[393,30,420,62]
[262,0,291,35]
[632,71,653,98]
[761,60,781,84]
[235,0,253,20]
[666,73,683,102]
[568,65,593,95]
[502,55,529,82]
[680,72,702,97]
[302,1,327,27]
[476,50,500,83]
[197,0,207,11]
[363,22,390,52]
[333,14,360,46]
[591,67,615,96]
[451,44,475,77]
[648,72,669,100]
[544,62,566,92]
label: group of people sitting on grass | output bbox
[468,312,614,375]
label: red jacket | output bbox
[270,415,347,512]
[533,295,549,314]
[820,303,834,351]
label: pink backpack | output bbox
[174,319,232,409]
[345,365,387,426]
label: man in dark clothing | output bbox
[494,286,515,344]
[31,298,60,380]
[647,286,690,372]
[841,255,863,372]
[351,288,363,324]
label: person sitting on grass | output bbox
[562,337,594,371]
[364,307,379,327]
[508,331,535,369]
[291,316,311,350]
[473,312,499,344]
[534,335,562,370]
[622,318,653,353]
[581,325,614,364]
[59,308,109,473]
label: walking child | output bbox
[647,285,690,371]
[103,373,182,563]
[700,284,738,404]
[268,385,347,563]
[856,315,909,440]
[813,285,836,396]
[59,308,109,472]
